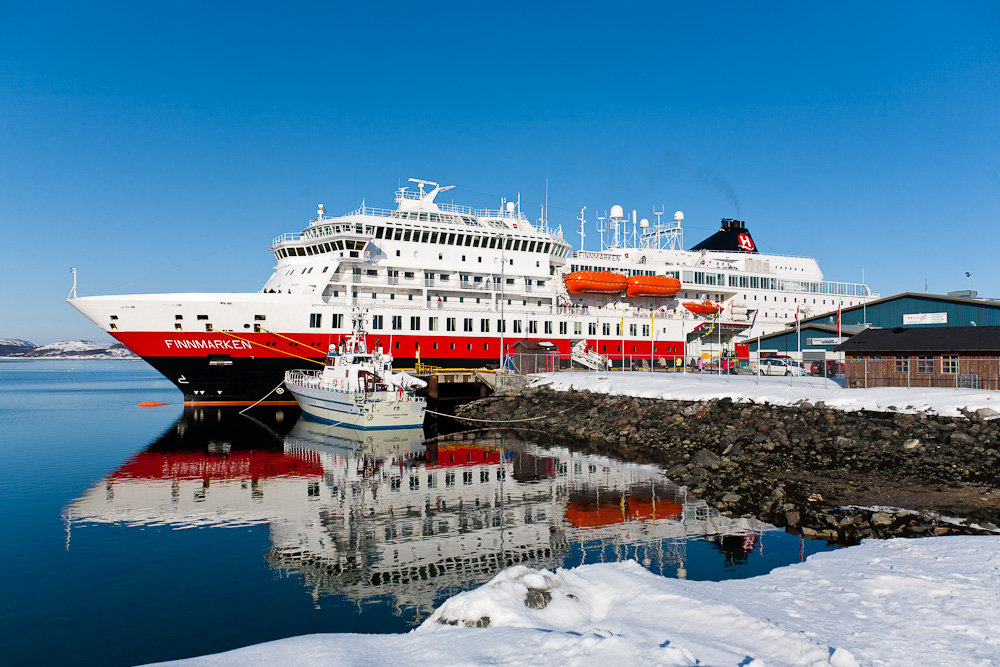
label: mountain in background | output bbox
[0,339,137,359]
[0,339,38,355]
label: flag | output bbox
[795,304,800,335]
[837,302,842,338]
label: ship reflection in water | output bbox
[64,408,774,616]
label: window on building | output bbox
[514,320,523,334]
[942,355,958,374]
[917,356,933,374]
[481,319,489,332]
[392,315,402,330]
[447,318,456,332]
[464,318,473,332]
[309,313,322,328]
[429,317,438,331]
[372,315,383,329]
[410,316,420,330]
[895,356,909,373]
[528,321,537,334]
[332,313,344,329]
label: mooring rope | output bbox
[215,329,324,366]
[424,396,589,424]
[239,380,288,415]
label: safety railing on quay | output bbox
[845,358,1000,390]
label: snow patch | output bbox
[157,536,1000,667]
[529,370,1000,417]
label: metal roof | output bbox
[835,325,1000,353]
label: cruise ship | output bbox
[68,178,877,404]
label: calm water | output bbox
[0,361,834,666]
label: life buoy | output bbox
[275,387,285,394]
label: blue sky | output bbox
[2,1,998,343]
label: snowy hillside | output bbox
[0,340,137,359]
[0,338,37,355]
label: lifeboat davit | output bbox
[626,275,681,298]
[683,300,722,315]
[564,271,628,294]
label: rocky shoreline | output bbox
[453,387,1000,545]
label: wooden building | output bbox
[510,340,560,374]
[835,326,1000,389]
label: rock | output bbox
[949,432,976,447]
[690,449,721,468]
[721,493,742,503]
[871,512,895,527]
[525,589,552,610]
[976,408,998,419]
[785,510,800,527]
[903,439,921,450]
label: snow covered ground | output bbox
[530,370,1000,417]
[157,536,999,667]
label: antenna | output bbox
[596,212,607,251]
[609,205,624,248]
[68,267,77,300]
[408,178,439,197]
[577,206,587,250]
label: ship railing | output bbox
[272,232,301,245]
[285,369,321,384]
[344,205,395,218]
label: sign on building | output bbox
[903,312,948,325]
[807,337,848,345]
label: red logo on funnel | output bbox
[737,233,755,251]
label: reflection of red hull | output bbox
[566,497,683,528]
[683,301,721,315]
[431,445,504,468]
[564,271,627,294]
[626,275,681,297]
[113,451,324,480]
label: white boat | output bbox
[284,311,426,429]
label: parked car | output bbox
[768,354,802,368]
[758,357,804,376]
[810,360,845,376]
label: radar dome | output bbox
[505,202,516,213]
[639,218,649,228]
[674,211,684,223]
[610,205,624,220]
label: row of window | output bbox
[569,264,657,277]
[310,313,659,337]
[678,269,867,297]
[854,355,961,373]
[278,224,570,261]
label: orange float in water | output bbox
[682,300,722,315]
[564,271,628,294]
[137,401,171,407]
[625,275,682,297]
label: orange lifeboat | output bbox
[564,271,628,294]
[683,300,722,315]
[626,275,681,298]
